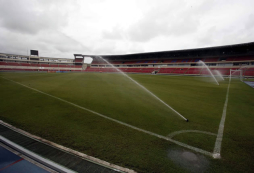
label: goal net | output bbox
[230,69,243,82]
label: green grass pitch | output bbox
[0,72,253,172]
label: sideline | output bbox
[213,78,231,158]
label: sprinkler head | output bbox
[186,119,189,122]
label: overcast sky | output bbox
[0,0,254,62]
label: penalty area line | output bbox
[2,77,213,158]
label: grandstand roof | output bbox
[81,42,254,61]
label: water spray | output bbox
[214,70,224,81]
[198,60,219,85]
[98,56,189,122]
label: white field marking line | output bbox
[168,130,217,138]
[98,57,188,121]
[2,77,213,157]
[0,136,76,173]
[213,77,231,159]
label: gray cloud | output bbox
[196,10,254,48]
[0,0,72,35]
[126,0,206,42]
[0,0,82,58]
[0,0,254,58]
[102,27,123,40]
[0,28,88,58]
[245,14,254,30]
[196,26,217,47]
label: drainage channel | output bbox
[0,122,130,173]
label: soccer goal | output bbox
[230,69,243,82]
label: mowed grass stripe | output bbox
[0,75,191,173]
[0,73,227,136]
[1,76,213,157]
[1,73,253,173]
[0,73,228,153]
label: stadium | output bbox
[0,42,254,172]
[1,42,254,76]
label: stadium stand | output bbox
[204,58,219,62]
[1,42,254,76]
[0,54,83,71]
[225,57,235,61]
[82,42,254,76]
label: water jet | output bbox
[198,60,219,85]
[98,56,188,121]
[214,70,224,81]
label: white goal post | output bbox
[230,69,243,82]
